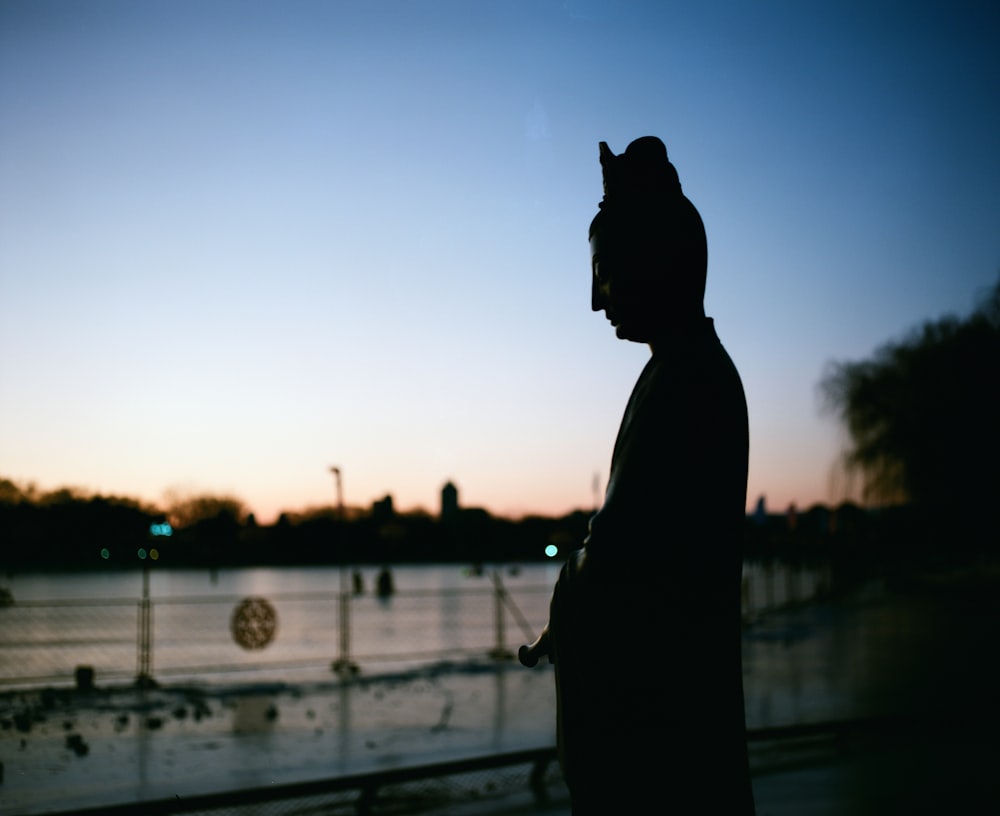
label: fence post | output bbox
[490,570,513,660]
[136,566,154,687]
[332,567,358,677]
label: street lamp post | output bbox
[330,466,358,677]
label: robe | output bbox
[547,318,755,814]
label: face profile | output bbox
[590,217,674,343]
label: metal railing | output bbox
[61,746,564,816]
[39,715,926,816]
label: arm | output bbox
[518,626,551,667]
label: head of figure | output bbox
[589,136,707,344]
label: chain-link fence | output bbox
[0,561,830,690]
[0,575,553,689]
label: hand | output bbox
[518,626,551,667]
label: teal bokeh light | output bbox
[137,548,147,560]
[544,544,559,558]
[100,548,110,560]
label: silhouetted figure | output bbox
[520,137,754,814]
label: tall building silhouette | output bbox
[440,481,458,521]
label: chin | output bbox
[615,325,650,343]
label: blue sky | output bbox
[1,0,998,521]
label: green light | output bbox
[100,548,110,560]
[545,544,559,558]
[137,548,147,560]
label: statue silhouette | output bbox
[521,136,755,814]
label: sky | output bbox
[1,0,998,523]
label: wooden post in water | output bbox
[765,561,775,609]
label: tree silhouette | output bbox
[0,480,160,567]
[820,276,1000,550]
[163,490,247,529]
[161,490,249,564]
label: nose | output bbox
[592,275,608,311]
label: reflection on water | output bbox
[2,563,565,602]
[742,576,1000,730]
[232,695,279,734]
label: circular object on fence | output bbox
[231,597,278,650]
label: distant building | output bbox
[441,481,459,521]
[372,494,394,522]
[752,495,767,526]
